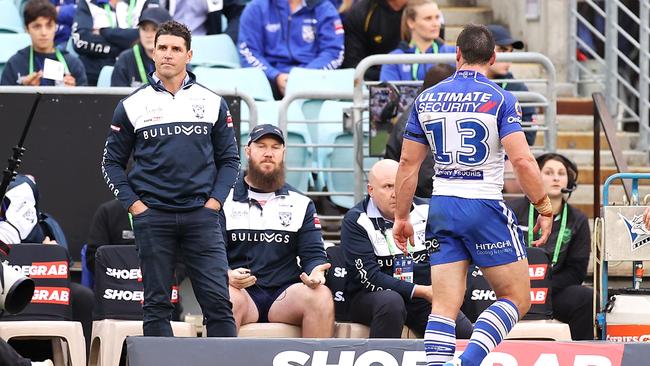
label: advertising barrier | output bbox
[124,337,643,366]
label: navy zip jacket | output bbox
[222,178,327,288]
[72,0,158,84]
[101,71,240,212]
[0,46,87,86]
[110,43,154,87]
[238,0,345,82]
[341,196,431,301]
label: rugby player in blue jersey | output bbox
[392,24,553,366]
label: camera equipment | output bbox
[0,94,41,314]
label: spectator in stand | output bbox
[341,0,407,80]
[238,0,345,99]
[160,0,245,43]
[486,24,537,146]
[50,0,77,47]
[341,159,473,338]
[507,153,594,340]
[71,0,158,86]
[1,0,86,86]
[380,0,453,82]
[384,63,454,198]
[111,7,171,87]
[222,124,334,337]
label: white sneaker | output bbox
[442,359,462,366]
[31,360,54,366]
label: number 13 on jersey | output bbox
[423,117,490,167]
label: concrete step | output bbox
[534,114,596,132]
[558,149,649,167]
[436,0,476,6]
[510,63,544,80]
[557,97,593,115]
[527,82,577,98]
[534,131,639,150]
[578,166,650,185]
[440,6,492,26]
[444,25,463,43]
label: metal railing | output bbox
[570,0,650,150]
[352,52,558,202]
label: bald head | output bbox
[368,159,399,219]
[368,159,399,186]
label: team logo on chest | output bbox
[192,104,205,119]
[302,25,315,43]
[279,211,292,227]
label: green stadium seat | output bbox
[97,65,113,87]
[194,66,273,101]
[190,34,240,69]
[0,0,23,33]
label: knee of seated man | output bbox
[374,291,407,319]
[303,285,334,312]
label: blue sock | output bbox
[424,314,456,366]
[460,298,519,366]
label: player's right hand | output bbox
[229,268,256,289]
[531,214,553,247]
[393,218,414,255]
[22,71,42,86]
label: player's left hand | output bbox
[643,206,650,230]
[393,218,414,255]
[63,74,76,87]
[532,214,553,247]
[300,263,331,289]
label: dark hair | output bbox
[23,0,57,27]
[421,63,455,91]
[456,24,495,65]
[536,153,579,192]
[155,20,192,51]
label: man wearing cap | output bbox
[222,124,334,337]
[111,7,172,87]
[486,24,536,146]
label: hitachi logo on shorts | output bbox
[32,286,70,305]
[142,125,209,139]
[11,261,68,278]
[475,240,512,251]
[106,267,142,280]
[230,232,291,244]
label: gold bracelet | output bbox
[532,195,553,217]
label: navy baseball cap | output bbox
[247,124,285,145]
[487,24,524,50]
[138,7,172,27]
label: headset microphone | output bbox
[561,187,575,194]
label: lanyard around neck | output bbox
[527,202,568,266]
[29,47,69,75]
[411,41,439,81]
[105,0,137,28]
[133,44,148,82]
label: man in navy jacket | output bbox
[238,0,345,98]
[222,124,334,337]
[102,21,239,337]
[341,159,472,338]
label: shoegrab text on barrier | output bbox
[126,337,648,366]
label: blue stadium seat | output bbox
[322,132,379,209]
[0,0,23,33]
[193,66,273,101]
[284,68,355,120]
[97,65,114,87]
[0,32,30,75]
[190,34,240,69]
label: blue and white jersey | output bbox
[404,70,523,200]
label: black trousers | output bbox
[70,282,94,355]
[0,338,30,366]
[348,290,473,339]
[133,207,236,337]
[553,285,594,340]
